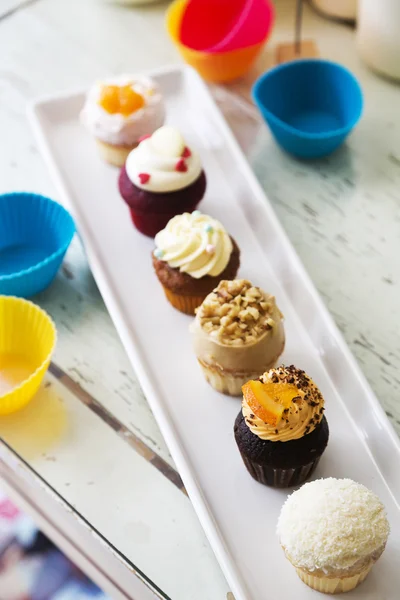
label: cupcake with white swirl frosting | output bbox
[152,211,240,315]
[119,126,206,237]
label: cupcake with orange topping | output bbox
[234,365,329,487]
[80,75,165,167]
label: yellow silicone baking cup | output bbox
[0,296,57,415]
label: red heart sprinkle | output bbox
[182,146,191,158]
[138,173,150,184]
[175,159,188,172]
[138,134,151,143]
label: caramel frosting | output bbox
[191,280,285,374]
[242,366,325,442]
[154,212,232,278]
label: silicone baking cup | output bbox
[0,296,56,415]
[0,192,75,297]
[166,0,273,83]
[253,59,363,158]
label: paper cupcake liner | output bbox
[0,296,57,415]
[0,192,75,298]
[162,286,205,315]
[198,362,258,396]
[240,453,321,488]
[95,138,136,168]
[295,563,373,594]
[198,341,285,396]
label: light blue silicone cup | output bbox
[0,192,75,297]
[252,59,363,158]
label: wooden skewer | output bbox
[275,0,319,64]
[295,0,303,55]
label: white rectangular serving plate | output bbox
[30,66,400,600]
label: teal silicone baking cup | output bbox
[0,192,75,297]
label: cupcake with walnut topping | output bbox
[234,365,329,487]
[191,279,285,395]
[153,211,240,315]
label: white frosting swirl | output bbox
[80,75,165,146]
[154,212,233,279]
[125,126,202,192]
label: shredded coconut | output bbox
[277,478,390,573]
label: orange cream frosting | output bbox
[242,365,325,442]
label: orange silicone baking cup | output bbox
[166,0,267,83]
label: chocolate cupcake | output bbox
[119,126,206,237]
[234,365,329,487]
[191,279,285,395]
[153,211,240,315]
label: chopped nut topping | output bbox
[197,279,282,345]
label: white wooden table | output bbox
[1,1,400,598]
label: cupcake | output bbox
[191,279,285,395]
[277,478,390,594]
[234,365,329,487]
[153,212,239,315]
[119,126,207,237]
[80,75,165,167]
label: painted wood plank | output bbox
[0,374,230,600]
[0,1,399,598]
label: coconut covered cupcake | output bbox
[119,127,207,237]
[153,212,240,314]
[234,365,329,487]
[191,279,285,395]
[80,75,165,167]
[277,478,390,594]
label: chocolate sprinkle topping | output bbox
[252,365,325,435]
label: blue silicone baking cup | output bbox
[0,192,75,297]
[252,59,363,159]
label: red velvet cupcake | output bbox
[118,126,206,237]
